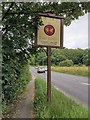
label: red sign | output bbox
[44,25,55,36]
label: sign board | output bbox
[35,14,64,48]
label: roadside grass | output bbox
[34,77,88,119]
[52,66,89,77]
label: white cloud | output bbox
[64,13,88,49]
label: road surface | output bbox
[30,66,89,108]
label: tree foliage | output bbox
[30,48,88,66]
[83,49,90,66]
[59,59,73,67]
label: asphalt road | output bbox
[30,66,89,108]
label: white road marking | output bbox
[81,82,90,85]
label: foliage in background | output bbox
[52,48,90,66]
[30,48,90,66]
[34,77,88,118]
[59,59,73,67]
[29,49,47,66]
[83,49,90,66]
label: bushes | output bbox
[2,63,31,113]
[59,59,73,67]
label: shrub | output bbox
[2,64,31,114]
[59,59,73,67]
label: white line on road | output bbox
[81,82,90,85]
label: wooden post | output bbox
[47,47,51,103]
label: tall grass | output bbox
[34,77,88,119]
[52,66,89,77]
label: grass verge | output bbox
[34,77,88,118]
[52,66,89,77]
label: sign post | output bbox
[35,13,64,103]
[47,47,51,103]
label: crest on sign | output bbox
[35,14,64,48]
[44,25,55,36]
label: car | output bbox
[44,67,47,71]
[37,67,46,73]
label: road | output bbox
[30,66,89,108]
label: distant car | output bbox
[44,67,47,71]
[37,67,46,73]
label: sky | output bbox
[64,13,88,49]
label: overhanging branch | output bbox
[2,2,14,21]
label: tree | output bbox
[29,55,36,65]
[36,51,47,65]
[62,48,84,64]
[51,48,84,65]
[83,49,90,66]
[52,49,67,65]
[59,59,73,67]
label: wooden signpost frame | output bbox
[35,13,64,48]
[35,13,64,103]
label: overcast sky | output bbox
[64,13,88,49]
